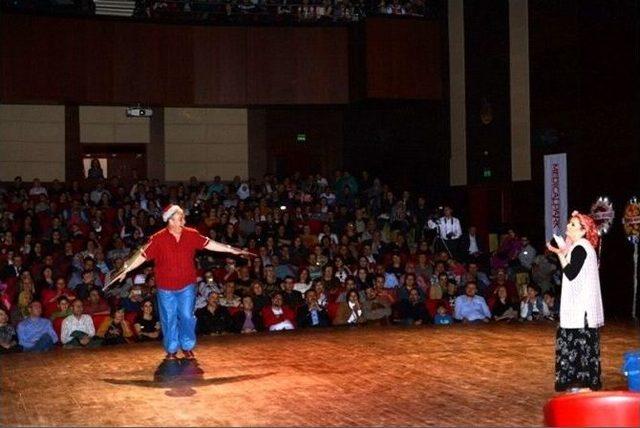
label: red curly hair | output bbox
[571,210,600,249]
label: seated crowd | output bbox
[1,0,441,23]
[0,171,561,354]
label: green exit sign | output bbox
[297,133,307,143]
[483,168,492,178]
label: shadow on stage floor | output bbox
[103,359,275,397]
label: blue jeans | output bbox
[157,284,197,353]
[24,334,55,352]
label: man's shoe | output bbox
[165,352,178,360]
[182,350,195,360]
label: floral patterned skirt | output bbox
[555,327,602,391]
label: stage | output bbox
[1,322,637,426]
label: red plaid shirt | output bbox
[143,227,209,290]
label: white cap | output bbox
[162,204,181,222]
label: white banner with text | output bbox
[544,153,568,240]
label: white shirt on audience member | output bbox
[61,314,95,344]
[428,216,462,240]
[468,235,479,254]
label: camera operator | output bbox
[427,206,462,260]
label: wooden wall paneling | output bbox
[297,27,349,104]
[83,20,116,105]
[111,22,162,105]
[365,18,443,100]
[3,14,438,106]
[192,26,247,105]
[247,27,349,104]
[247,27,299,104]
[158,25,195,106]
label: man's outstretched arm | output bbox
[204,240,253,257]
[105,244,149,289]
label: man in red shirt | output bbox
[108,205,250,360]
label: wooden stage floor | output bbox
[1,322,638,426]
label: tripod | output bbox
[425,221,454,260]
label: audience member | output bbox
[517,236,537,271]
[294,268,312,294]
[50,296,73,321]
[196,271,222,309]
[519,284,549,321]
[250,280,271,313]
[262,292,296,331]
[233,296,263,333]
[61,299,99,348]
[454,282,491,323]
[531,249,558,293]
[361,286,391,324]
[297,289,330,328]
[135,299,162,341]
[487,268,518,304]
[121,284,145,313]
[543,290,559,319]
[433,305,453,325]
[84,288,110,316]
[97,306,134,345]
[491,285,518,322]
[334,289,366,325]
[399,288,430,325]
[428,206,462,259]
[17,301,58,352]
[282,276,304,309]
[196,292,234,335]
[219,280,242,308]
[460,226,483,264]
[0,306,19,353]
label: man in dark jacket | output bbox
[297,289,329,328]
[195,292,233,335]
[233,296,263,333]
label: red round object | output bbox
[544,391,640,427]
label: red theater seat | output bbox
[327,302,340,322]
[92,314,109,331]
[425,299,440,318]
[544,391,640,427]
[125,312,137,326]
[53,317,64,338]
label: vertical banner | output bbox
[544,153,568,239]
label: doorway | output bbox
[81,144,147,182]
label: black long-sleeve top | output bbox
[562,246,587,281]
[196,305,234,334]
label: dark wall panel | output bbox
[343,100,449,193]
[157,25,195,105]
[365,18,443,100]
[83,21,115,104]
[248,108,345,177]
[464,0,511,185]
[0,14,351,106]
[1,15,444,105]
[192,26,247,105]
[111,23,163,105]
[1,14,72,102]
[246,27,350,104]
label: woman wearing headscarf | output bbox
[547,211,604,392]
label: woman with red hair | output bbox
[547,210,604,392]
